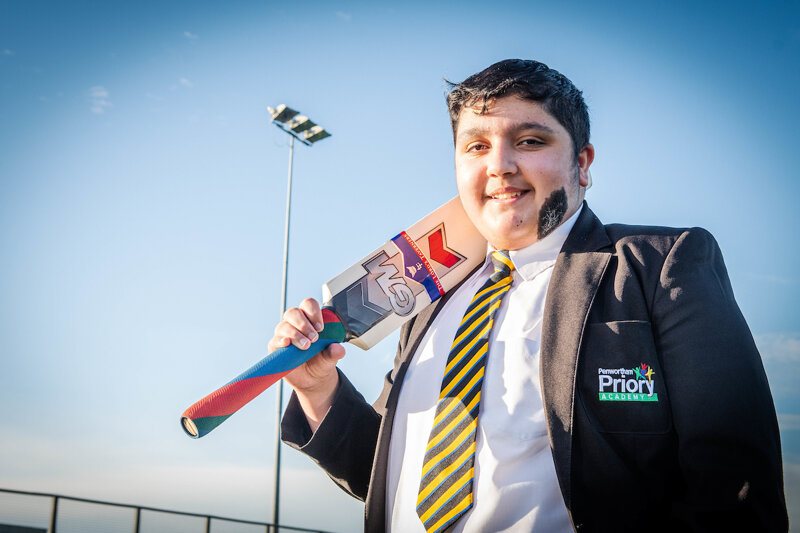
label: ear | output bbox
[577,144,595,188]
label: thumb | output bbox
[322,342,346,362]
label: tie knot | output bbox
[490,250,515,278]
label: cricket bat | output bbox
[181,196,486,438]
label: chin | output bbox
[486,227,538,251]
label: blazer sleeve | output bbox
[651,227,788,531]
[281,368,381,501]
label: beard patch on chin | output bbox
[538,187,568,240]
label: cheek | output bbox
[524,153,569,183]
[455,165,484,201]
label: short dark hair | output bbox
[446,59,590,157]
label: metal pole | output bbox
[273,134,294,531]
[50,496,58,533]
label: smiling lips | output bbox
[487,189,529,201]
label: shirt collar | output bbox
[486,204,583,282]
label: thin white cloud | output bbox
[88,85,112,114]
[179,77,193,88]
[336,11,352,22]
[755,332,800,363]
[778,413,800,431]
[183,31,198,40]
[746,272,797,285]
[2,49,14,56]
[89,86,108,99]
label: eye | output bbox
[519,138,544,147]
[466,142,489,152]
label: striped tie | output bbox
[416,250,515,533]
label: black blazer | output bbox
[282,203,788,532]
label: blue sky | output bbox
[1,1,798,531]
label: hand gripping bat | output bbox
[181,197,486,438]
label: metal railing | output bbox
[0,488,337,533]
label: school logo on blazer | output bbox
[597,363,658,402]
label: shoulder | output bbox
[569,203,719,259]
[590,221,727,293]
[602,223,719,260]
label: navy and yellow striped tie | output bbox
[416,250,515,533]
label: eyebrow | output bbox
[457,121,556,141]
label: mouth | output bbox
[486,189,529,201]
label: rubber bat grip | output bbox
[181,308,346,438]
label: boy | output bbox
[272,59,787,532]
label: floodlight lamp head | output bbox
[304,126,331,144]
[287,116,316,134]
[268,104,299,123]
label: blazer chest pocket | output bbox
[578,320,671,434]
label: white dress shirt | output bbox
[386,206,582,533]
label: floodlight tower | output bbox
[267,104,331,530]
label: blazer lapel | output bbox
[540,203,611,511]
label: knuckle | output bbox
[275,323,302,343]
[286,329,303,341]
[284,308,308,327]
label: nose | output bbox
[485,142,518,178]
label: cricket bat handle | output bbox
[181,308,347,438]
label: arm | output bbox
[281,367,382,501]
[271,298,378,500]
[277,299,415,501]
[652,228,787,531]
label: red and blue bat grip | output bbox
[181,308,347,438]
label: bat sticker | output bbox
[391,230,445,301]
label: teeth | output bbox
[491,191,522,200]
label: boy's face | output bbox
[454,96,593,251]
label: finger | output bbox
[299,298,324,332]
[282,307,319,345]
[267,334,291,353]
[273,320,315,350]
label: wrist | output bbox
[294,372,340,433]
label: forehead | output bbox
[455,96,565,140]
